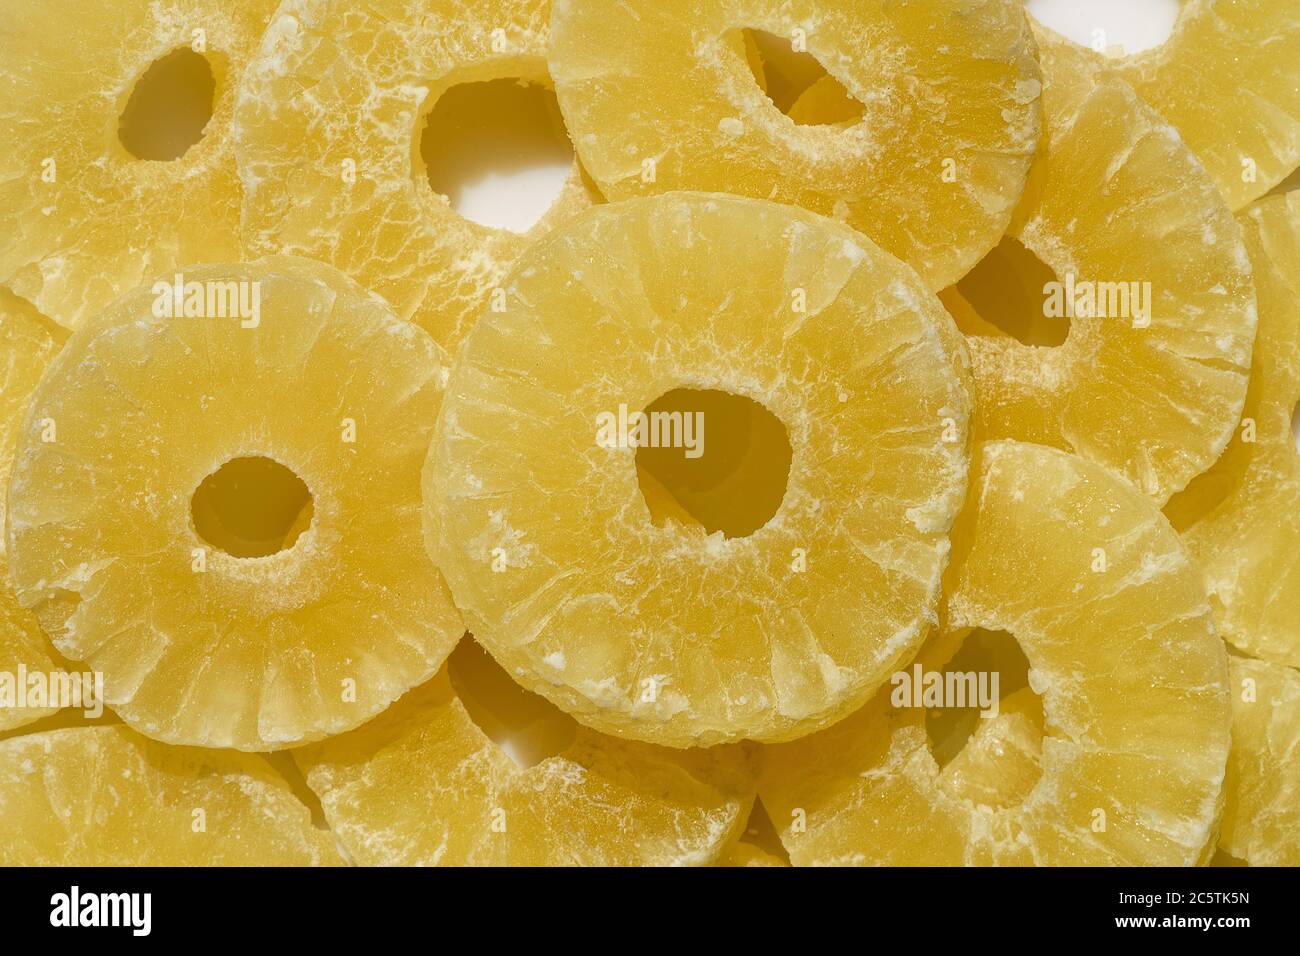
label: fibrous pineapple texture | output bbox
[0,0,277,329]
[236,0,599,351]
[0,726,342,865]
[951,31,1256,504]
[761,441,1231,866]
[549,0,1042,291]
[1166,193,1300,668]
[293,640,757,866]
[426,192,972,747]
[1220,656,1300,866]
[6,257,464,751]
[1030,3,1300,210]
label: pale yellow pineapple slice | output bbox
[0,725,341,865]
[425,192,972,747]
[0,289,66,548]
[549,0,1041,291]
[1220,656,1300,866]
[1029,5,1300,210]
[1166,193,1300,667]
[762,441,1231,866]
[0,556,64,733]
[6,257,464,750]
[0,0,276,329]
[294,639,756,866]
[235,0,599,351]
[958,31,1256,503]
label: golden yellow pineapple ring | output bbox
[1167,193,1300,668]
[426,192,973,747]
[235,0,599,352]
[0,726,342,865]
[6,257,465,751]
[295,643,758,866]
[1031,7,1300,210]
[548,0,1042,291]
[956,33,1256,504]
[761,441,1231,866]
[0,0,277,330]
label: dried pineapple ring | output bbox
[235,0,599,351]
[1221,657,1300,866]
[549,0,1041,291]
[427,192,972,747]
[761,441,1231,866]
[0,557,63,733]
[1031,7,1300,210]
[294,657,757,866]
[0,726,341,864]
[1166,193,1300,667]
[0,0,276,330]
[6,257,464,751]
[962,34,1256,504]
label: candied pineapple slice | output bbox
[960,33,1256,504]
[293,642,757,866]
[1031,7,1300,210]
[0,725,341,865]
[0,0,276,329]
[762,441,1231,866]
[6,257,464,751]
[1221,657,1300,866]
[549,0,1041,291]
[1166,193,1300,668]
[235,0,599,351]
[426,192,972,747]
[0,557,64,733]
[0,289,66,553]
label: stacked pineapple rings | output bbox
[0,0,1296,866]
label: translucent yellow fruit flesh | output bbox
[426,192,973,747]
[0,557,63,733]
[1032,5,1300,210]
[786,74,866,128]
[1166,193,1300,667]
[0,725,341,865]
[293,651,758,866]
[1221,657,1300,866]
[235,0,599,352]
[6,257,464,750]
[761,441,1231,866]
[963,33,1256,504]
[0,288,66,554]
[549,0,1041,291]
[719,842,787,867]
[0,0,276,329]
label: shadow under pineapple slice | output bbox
[6,257,464,751]
[761,441,1231,866]
[293,637,757,866]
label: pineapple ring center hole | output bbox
[954,237,1071,348]
[447,636,577,770]
[118,48,216,161]
[419,79,574,233]
[634,388,792,539]
[737,28,864,126]
[924,629,1045,809]
[191,456,314,559]
[1026,0,1181,58]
